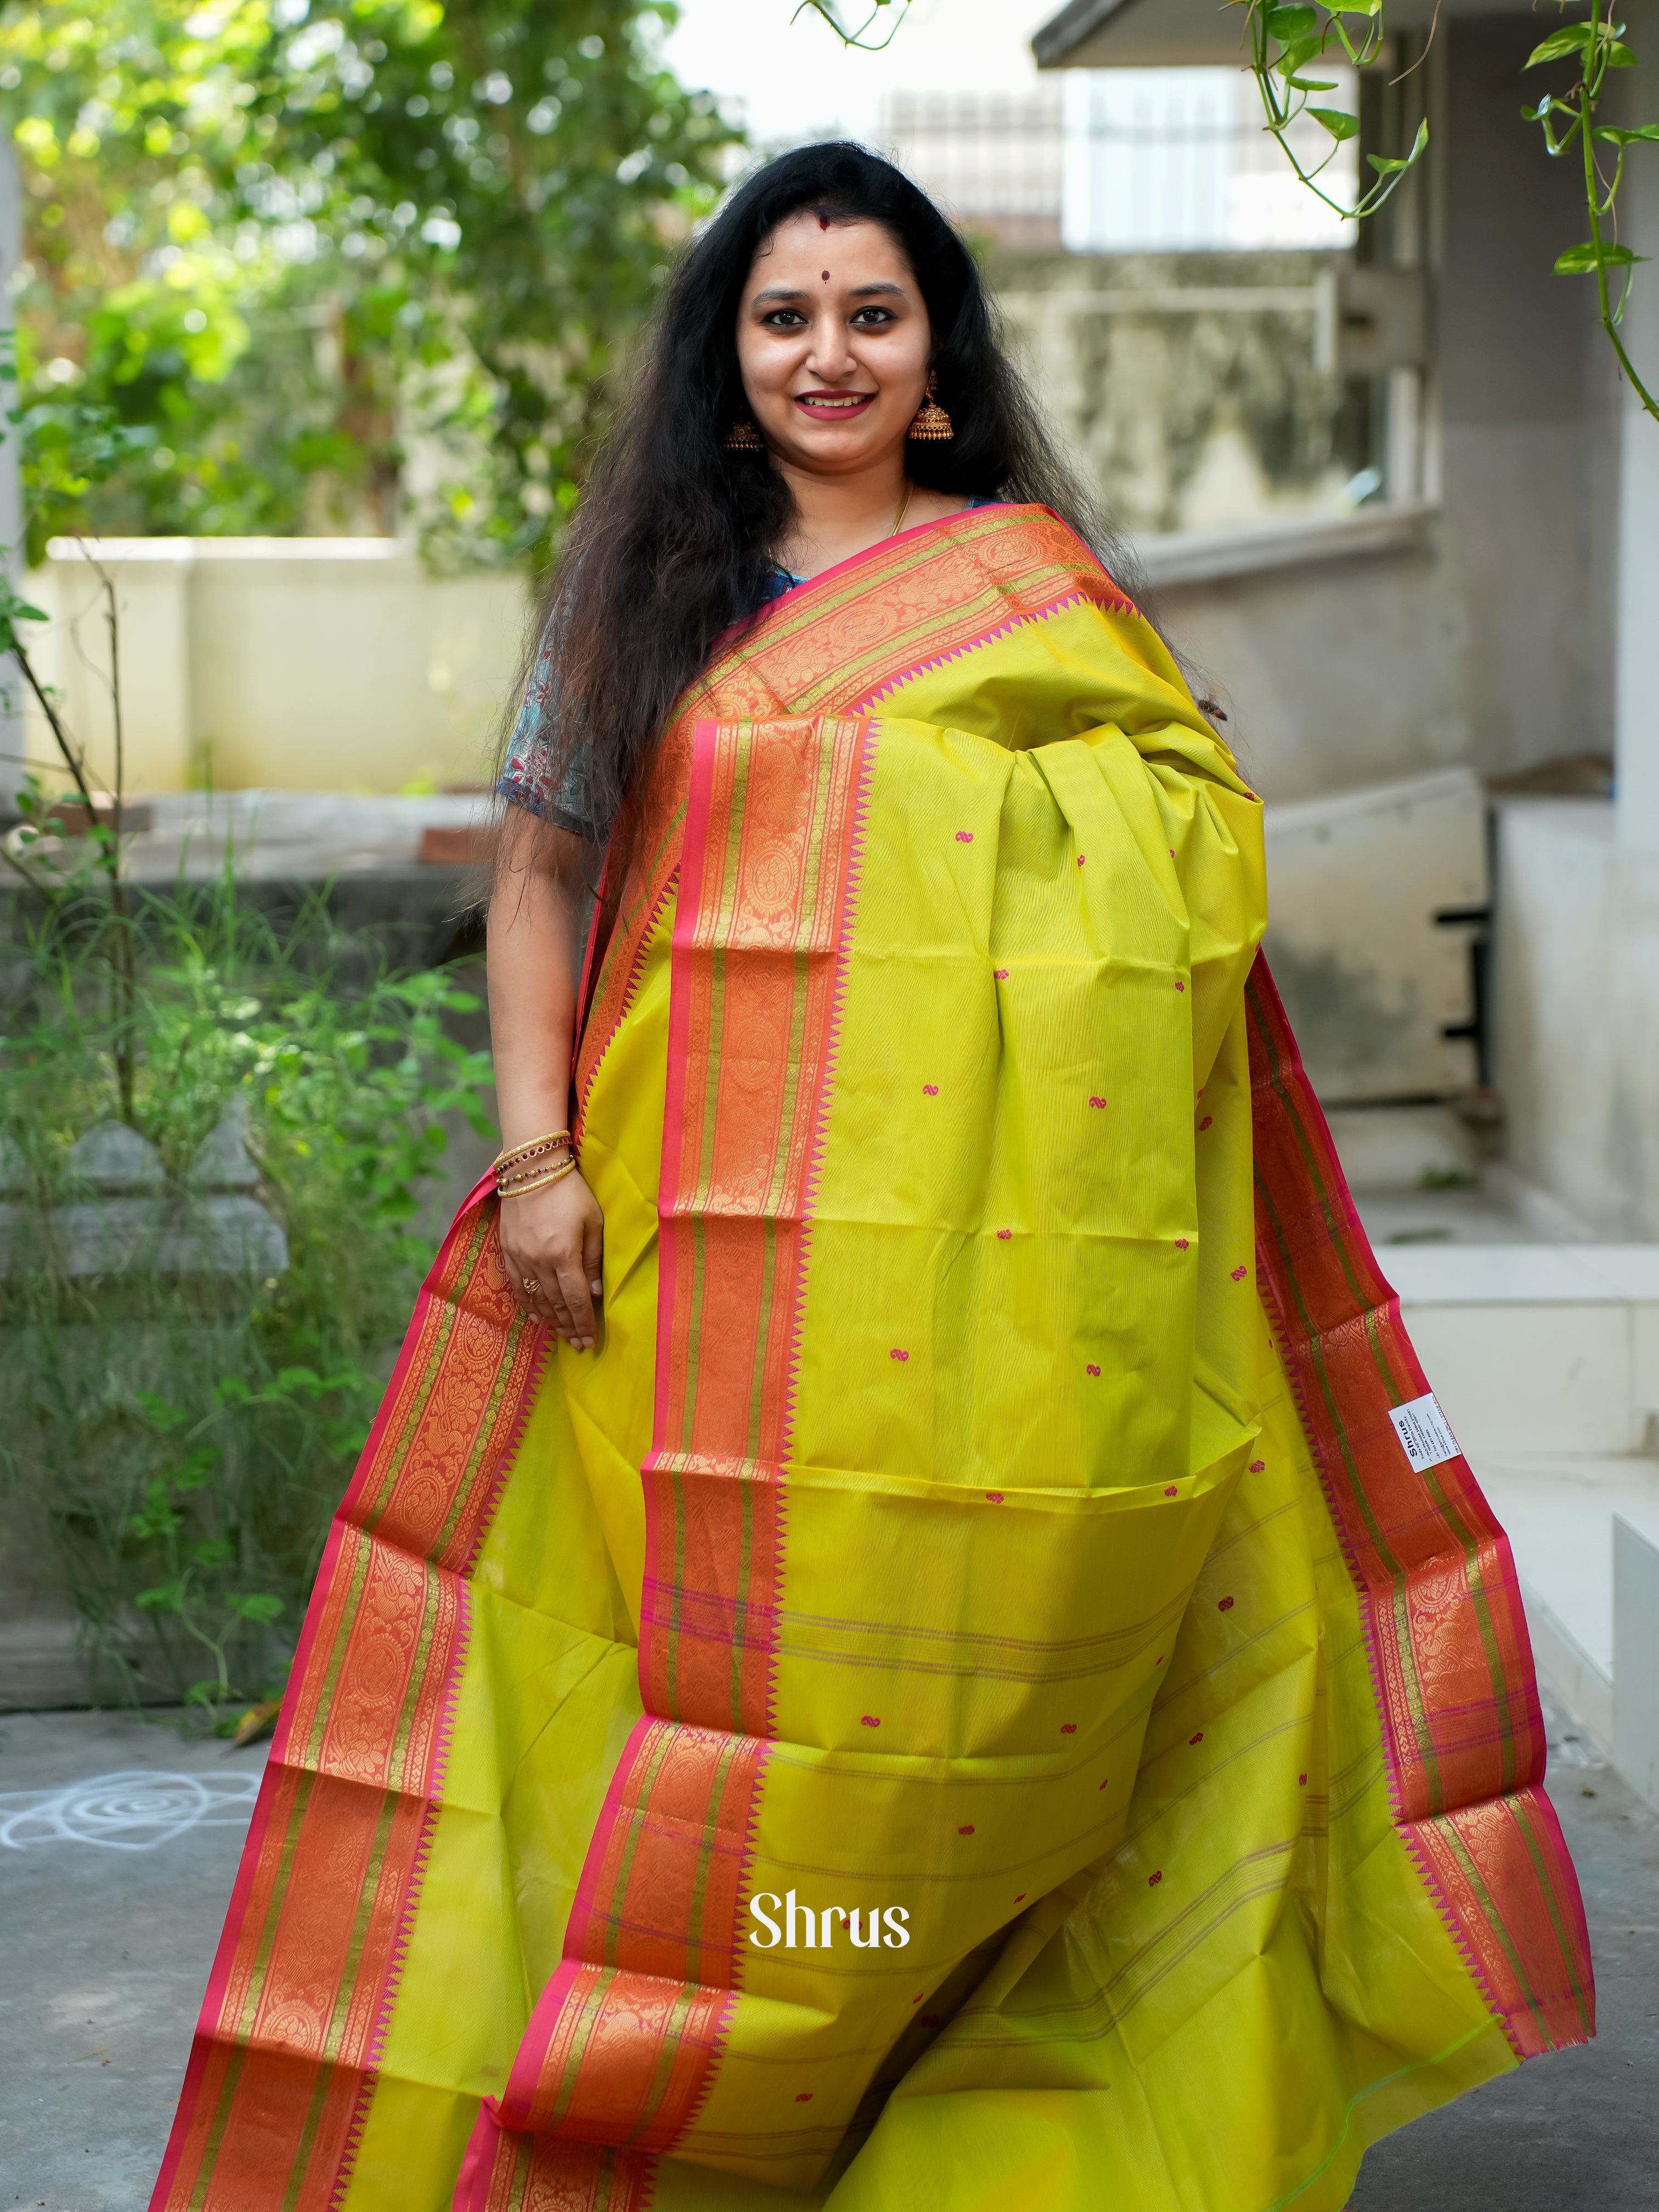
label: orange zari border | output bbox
[573,502,1123,1139]
[150,1198,546,2212]
[1246,955,1593,2058]
[457,713,873,2207]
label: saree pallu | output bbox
[151,505,1592,2212]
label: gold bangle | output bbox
[493,1128,572,1176]
[497,1155,579,1199]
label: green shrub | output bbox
[0,871,494,1718]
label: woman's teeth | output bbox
[798,395,871,410]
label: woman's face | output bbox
[735,213,932,476]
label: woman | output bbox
[153,145,1590,2212]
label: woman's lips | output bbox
[793,392,876,416]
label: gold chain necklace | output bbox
[777,481,915,576]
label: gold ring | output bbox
[522,1276,539,1297]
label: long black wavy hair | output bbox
[498,140,1141,865]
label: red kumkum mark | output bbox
[1231,1266,1248,1282]
[922,1084,939,1096]
[890,1348,909,1361]
[1060,1722,1076,1734]
[1148,1870,1163,1887]
[860,1715,881,1728]
[1218,1595,1235,1612]
[1086,1364,1101,1376]
[985,1491,1005,1503]
[956,830,974,843]
[821,269,831,281]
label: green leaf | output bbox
[1596,123,1659,143]
[1554,241,1647,272]
[136,1580,188,1613]
[1266,3,1318,36]
[1283,74,1340,89]
[230,1592,284,1623]
[135,1390,189,1432]
[1527,22,1595,65]
[1604,41,1635,64]
[1367,117,1431,173]
[1310,107,1361,139]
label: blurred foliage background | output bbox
[0,0,739,567]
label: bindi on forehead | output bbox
[822,269,830,282]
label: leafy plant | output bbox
[0,877,495,1719]
[0,0,741,565]
[1526,5,1659,422]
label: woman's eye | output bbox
[763,310,806,329]
[850,307,896,326]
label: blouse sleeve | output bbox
[497,637,607,842]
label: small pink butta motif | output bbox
[955,830,974,843]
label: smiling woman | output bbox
[734,214,963,574]
[150,144,1592,2212]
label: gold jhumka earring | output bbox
[907,374,953,442]
[724,419,763,452]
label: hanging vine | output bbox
[1234,2,1427,218]
[794,0,1658,422]
[1524,1,1659,420]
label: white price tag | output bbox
[1389,1391,1462,1474]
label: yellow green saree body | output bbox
[151,506,1591,2212]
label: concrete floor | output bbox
[1,1703,1653,2210]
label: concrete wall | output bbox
[1495,801,1659,1239]
[21,540,531,798]
[1142,510,1465,802]
[1435,18,1615,782]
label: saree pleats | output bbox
[152,506,1590,2212]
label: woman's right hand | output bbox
[498,1169,605,1351]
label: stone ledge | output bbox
[1136,502,1435,590]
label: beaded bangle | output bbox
[493,1128,571,1177]
[498,1154,579,1199]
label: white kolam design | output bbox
[0,1768,261,1852]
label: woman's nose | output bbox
[804,313,857,380]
